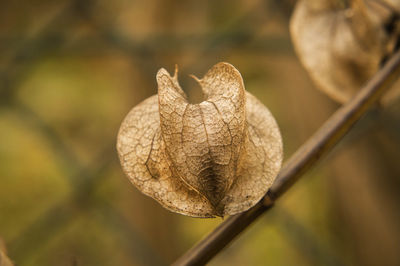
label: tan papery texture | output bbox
[117,62,283,217]
[290,0,400,104]
[0,238,13,266]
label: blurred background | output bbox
[1,0,400,265]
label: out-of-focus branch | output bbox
[0,238,13,266]
[173,49,400,266]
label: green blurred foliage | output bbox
[1,0,400,265]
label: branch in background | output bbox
[0,238,14,266]
[172,49,400,266]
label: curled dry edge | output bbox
[117,62,283,217]
[290,0,400,105]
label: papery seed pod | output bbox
[290,0,400,105]
[117,62,283,217]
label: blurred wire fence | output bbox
[1,0,400,266]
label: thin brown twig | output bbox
[173,49,400,266]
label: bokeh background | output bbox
[1,0,400,265]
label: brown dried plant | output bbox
[290,0,400,104]
[117,62,283,217]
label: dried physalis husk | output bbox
[290,0,400,105]
[117,62,283,217]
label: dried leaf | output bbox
[117,62,283,217]
[290,0,400,104]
